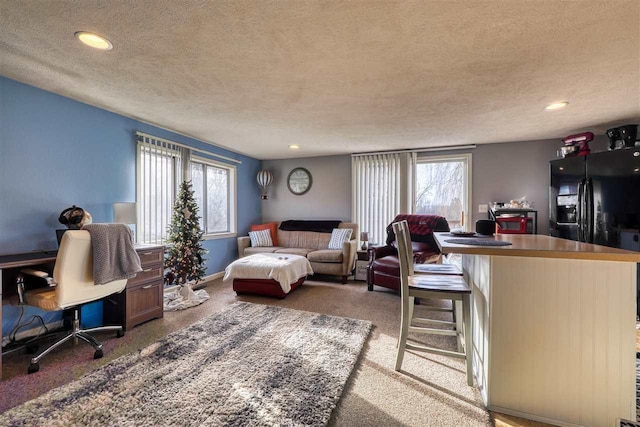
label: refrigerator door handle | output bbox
[577,179,585,242]
[586,178,594,243]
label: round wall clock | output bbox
[287,167,312,195]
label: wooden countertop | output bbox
[434,232,640,262]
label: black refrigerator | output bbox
[550,148,640,312]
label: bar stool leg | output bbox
[463,293,473,386]
[455,300,464,353]
[408,296,415,326]
[395,296,412,371]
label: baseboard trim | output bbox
[488,405,583,427]
[164,271,225,293]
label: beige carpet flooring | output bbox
[1,277,493,426]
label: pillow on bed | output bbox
[250,222,279,246]
[328,228,352,249]
[249,229,273,247]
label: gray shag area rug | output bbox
[0,302,372,426]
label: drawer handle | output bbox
[142,284,154,289]
[141,251,155,255]
[142,268,152,272]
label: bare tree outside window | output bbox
[191,161,232,235]
[206,165,228,233]
[415,160,464,229]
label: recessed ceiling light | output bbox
[75,31,113,50]
[634,168,639,173]
[544,101,569,110]
[289,144,300,149]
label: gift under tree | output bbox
[165,180,208,286]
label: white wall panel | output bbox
[464,254,636,426]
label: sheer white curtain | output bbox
[352,153,402,245]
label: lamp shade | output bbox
[256,170,274,200]
[113,202,137,224]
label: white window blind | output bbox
[352,153,402,245]
[136,135,182,244]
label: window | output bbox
[136,136,182,244]
[190,157,236,238]
[414,153,472,230]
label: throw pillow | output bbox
[249,229,273,247]
[250,222,279,246]
[327,228,352,250]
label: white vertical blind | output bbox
[136,135,182,244]
[352,153,402,245]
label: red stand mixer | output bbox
[560,132,593,157]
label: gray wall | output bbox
[262,136,610,234]
[469,135,608,235]
[261,155,352,222]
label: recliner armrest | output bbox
[368,245,397,261]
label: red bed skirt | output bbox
[233,276,306,299]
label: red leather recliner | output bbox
[367,214,450,292]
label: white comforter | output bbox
[223,253,314,293]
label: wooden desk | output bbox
[0,245,164,379]
[0,251,58,379]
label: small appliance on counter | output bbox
[476,220,495,236]
[559,132,593,158]
[606,124,638,150]
[488,204,537,235]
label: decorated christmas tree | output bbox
[165,181,207,285]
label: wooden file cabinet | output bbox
[104,245,164,331]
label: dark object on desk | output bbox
[58,205,92,229]
[56,229,68,245]
[475,219,495,236]
[445,238,512,246]
[21,230,127,373]
[367,214,449,292]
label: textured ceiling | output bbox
[1,1,639,160]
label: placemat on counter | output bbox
[445,238,513,246]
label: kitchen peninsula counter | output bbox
[433,232,640,427]
[434,232,640,262]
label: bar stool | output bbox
[413,262,463,322]
[393,220,473,386]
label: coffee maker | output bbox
[606,124,638,150]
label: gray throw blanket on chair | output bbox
[82,224,142,285]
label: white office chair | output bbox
[393,220,473,386]
[22,230,127,373]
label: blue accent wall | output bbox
[0,76,262,337]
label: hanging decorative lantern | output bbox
[256,170,274,200]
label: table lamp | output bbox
[360,231,369,250]
[113,202,137,239]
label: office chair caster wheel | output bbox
[94,349,103,359]
[25,344,39,354]
[28,363,39,374]
[116,329,125,338]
